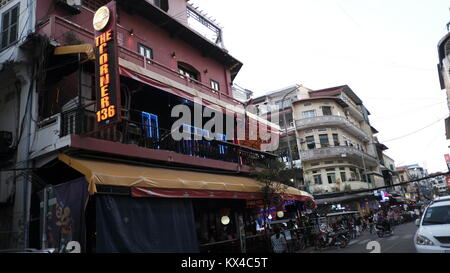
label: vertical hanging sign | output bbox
[93,2,121,126]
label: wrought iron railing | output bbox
[60,108,275,167]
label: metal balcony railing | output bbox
[295,115,369,142]
[60,108,275,167]
[300,146,378,166]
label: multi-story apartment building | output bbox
[251,85,312,170]
[404,164,433,200]
[437,30,450,139]
[396,166,417,200]
[0,0,38,251]
[0,0,314,252]
[292,85,386,194]
[231,84,253,104]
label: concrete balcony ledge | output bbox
[295,115,369,142]
[310,181,372,195]
[300,146,378,166]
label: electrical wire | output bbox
[381,115,447,143]
[371,101,447,120]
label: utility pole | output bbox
[281,87,299,188]
[361,150,369,187]
[281,88,298,170]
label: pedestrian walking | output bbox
[355,217,362,236]
[271,225,288,253]
[368,214,375,234]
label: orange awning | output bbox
[54,44,95,60]
[58,154,314,203]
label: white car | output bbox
[414,198,450,253]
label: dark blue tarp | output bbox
[95,195,199,253]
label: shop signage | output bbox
[445,154,450,171]
[93,3,121,127]
[380,190,389,202]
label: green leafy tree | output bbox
[250,159,303,228]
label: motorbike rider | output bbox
[377,212,391,233]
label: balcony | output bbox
[300,146,378,167]
[295,115,369,142]
[58,108,275,172]
[309,180,371,194]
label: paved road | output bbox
[299,221,418,253]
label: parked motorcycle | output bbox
[315,229,348,250]
[375,223,394,238]
[336,227,351,246]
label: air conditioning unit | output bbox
[56,0,81,14]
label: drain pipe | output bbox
[23,0,36,248]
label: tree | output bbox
[250,159,303,228]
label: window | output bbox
[422,205,450,225]
[317,128,327,132]
[138,43,153,60]
[1,4,19,50]
[332,134,339,146]
[305,136,315,150]
[210,80,220,91]
[350,168,357,180]
[327,173,336,184]
[340,172,347,182]
[178,62,200,81]
[302,110,316,118]
[319,134,329,148]
[322,106,332,116]
[313,174,323,185]
[154,0,169,12]
[324,161,334,164]
[311,162,320,167]
[304,129,313,134]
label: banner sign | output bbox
[45,178,88,253]
[445,154,450,171]
[93,2,121,126]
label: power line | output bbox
[371,101,447,120]
[381,115,447,143]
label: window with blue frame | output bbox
[141,112,159,140]
[215,133,227,155]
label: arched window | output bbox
[178,62,200,81]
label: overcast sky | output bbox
[189,0,450,173]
